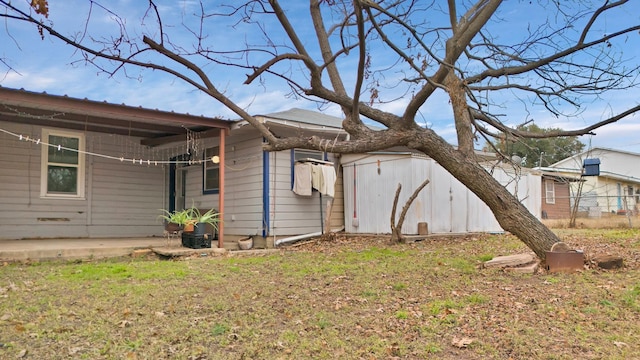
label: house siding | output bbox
[540,179,572,219]
[0,120,165,239]
[270,151,324,236]
[175,132,266,237]
[550,148,640,216]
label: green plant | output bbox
[158,208,195,226]
[192,207,221,231]
[158,206,221,231]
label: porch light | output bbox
[211,155,220,164]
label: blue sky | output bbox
[1,1,639,154]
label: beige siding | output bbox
[0,121,165,239]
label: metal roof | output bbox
[0,86,232,145]
[257,108,344,129]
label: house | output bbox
[341,152,542,234]
[540,173,581,219]
[0,86,345,246]
[545,147,640,217]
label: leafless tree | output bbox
[2,0,639,260]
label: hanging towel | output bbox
[311,164,323,191]
[293,162,312,196]
[320,165,337,197]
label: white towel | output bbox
[311,164,322,191]
[320,165,336,197]
[293,163,312,196]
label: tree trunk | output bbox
[390,184,403,243]
[411,130,559,261]
[390,179,431,243]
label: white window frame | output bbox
[40,128,85,199]
[545,179,555,204]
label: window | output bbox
[291,149,324,189]
[545,179,555,204]
[203,146,219,194]
[293,149,324,162]
[40,129,85,198]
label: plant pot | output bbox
[183,221,196,233]
[164,222,182,233]
[238,237,253,250]
[193,222,207,236]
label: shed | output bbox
[342,152,541,235]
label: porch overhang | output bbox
[0,86,232,145]
[0,86,231,248]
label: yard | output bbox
[1,228,639,359]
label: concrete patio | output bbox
[0,236,271,262]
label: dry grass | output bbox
[0,229,639,359]
[543,214,640,229]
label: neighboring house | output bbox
[545,147,640,217]
[341,152,542,234]
[540,173,580,219]
[0,86,345,246]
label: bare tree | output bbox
[2,0,639,260]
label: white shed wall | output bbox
[342,153,541,235]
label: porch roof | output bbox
[0,86,232,145]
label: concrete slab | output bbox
[0,237,278,262]
[153,246,228,258]
[0,237,168,262]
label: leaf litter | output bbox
[0,230,638,359]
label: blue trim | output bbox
[290,149,295,189]
[168,157,177,213]
[262,149,270,237]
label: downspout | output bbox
[275,226,345,246]
[218,128,226,248]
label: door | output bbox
[168,157,188,213]
[175,168,187,211]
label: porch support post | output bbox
[218,128,227,248]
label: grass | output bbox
[0,230,639,359]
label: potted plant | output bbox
[158,208,196,232]
[191,207,221,236]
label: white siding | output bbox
[550,148,640,215]
[175,132,266,237]
[1,120,346,241]
[342,153,541,235]
[269,151,341,236]
[0,121,165,239]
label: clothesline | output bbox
[296,158,334,166]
